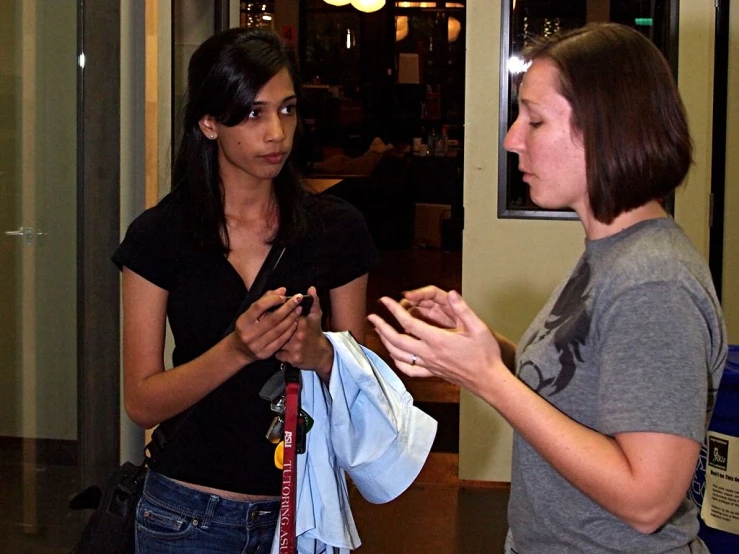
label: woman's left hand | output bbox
[275,286,334,381]
[368,290,504,394]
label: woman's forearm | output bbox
[492,330,517,372]
[124,334,252,429]
[478,368,698,533]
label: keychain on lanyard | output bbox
[260,364,312,554]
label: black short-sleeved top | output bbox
[112,188,379,494]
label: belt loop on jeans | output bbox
[200,494,219,529]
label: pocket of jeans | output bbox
[136,497,194,539]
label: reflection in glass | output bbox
[303,12,362,88]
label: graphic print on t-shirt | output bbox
[518,260,592,395]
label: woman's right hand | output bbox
[123,274,303,428]
[368,290,505,393]
[230,287,302,363]
[400,285,457,329]
[400,285,517,371]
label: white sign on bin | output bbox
[701,430,739,534]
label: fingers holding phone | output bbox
[275,287,333,377]
[231,288,301,362]
[267,294,313,316]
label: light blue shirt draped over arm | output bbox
[270,331,438,554]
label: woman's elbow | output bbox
[624,498,685,535]
[124,397,158,430]
[629,516,665,535]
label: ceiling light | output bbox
[448,16,461,43]
[351,0,386,13]
[396,15,409,41]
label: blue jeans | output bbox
[135,470,278,554]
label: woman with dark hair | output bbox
[369,23,726,553]
[113,27,378,553]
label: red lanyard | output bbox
[279,367,300,554]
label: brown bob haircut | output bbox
[521,23,693,224]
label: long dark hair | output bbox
[522,23,692,224]
[172,27,307,252]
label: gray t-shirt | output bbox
[508,217,727,553]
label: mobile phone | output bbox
[267,294,313,316]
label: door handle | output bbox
[4,227,47,246]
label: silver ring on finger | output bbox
[411,353,417,366]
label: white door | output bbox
[0,0,79,549]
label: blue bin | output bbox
[690,345,739,553]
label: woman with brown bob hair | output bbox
[369,23,726,553]
[548,25,693,223]
[550,23,693,224]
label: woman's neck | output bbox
[223,180,278,235]
[580,200,667,241]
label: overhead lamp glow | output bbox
[324,0,351,5]
[508,55,531,75]
[351,0,386,13]
[396,1,463,7]
[448,16,461,43]
[395,15,409,42]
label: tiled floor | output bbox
[0,460,84,553]
[350,479,510,553]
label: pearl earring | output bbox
[210,134,216,139]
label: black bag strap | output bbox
[224,245,286,335]
[145,245,287,464]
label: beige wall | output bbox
[674,3,715,258]
[121,0,178,460]
[460,0,726,482]
[460,1,583,482]
[724,2,739,344]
